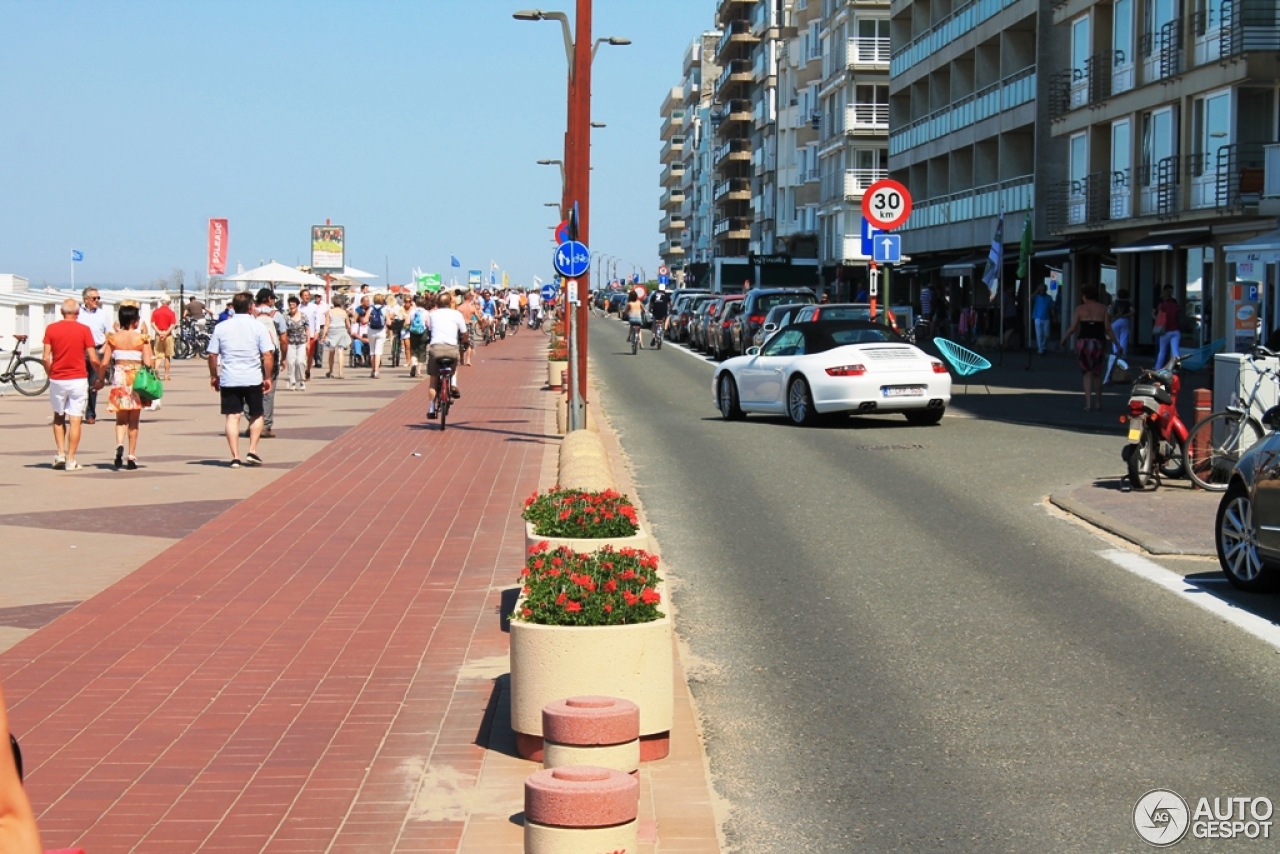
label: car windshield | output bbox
[818,307,873,321]
[757,292,816,312]
[816,325,904,348]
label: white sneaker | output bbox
[300,382,306,391]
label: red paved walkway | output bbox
[2,333,553,852]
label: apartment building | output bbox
[1046,0,1280,350]
[659,85,688,273]
[815,0,893,299]
[775,0,826,262]
[681,32,723,286]
[888,0,1067,312]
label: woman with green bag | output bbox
[96,303,154,470]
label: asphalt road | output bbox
[587,314,1280,853]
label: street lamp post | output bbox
[516,4,628,432]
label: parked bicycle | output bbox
[1184,347,1279,490]
[0,335,49,396]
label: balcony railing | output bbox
[845,103,889,134]
[891,0,1020,77]
[713,138,752,165]
[714,59,752,95]
[845,168,888,198]
[717,19,757,57]
[1137,156,1182,218]
[847,36,890,68]
[713,216,752,237]
[1139,18,1183,84]
[901,175,1035,231]
[713,178,752,201]
[1266,144,1280,199]
[1191,1,1280,63]
[890,67,1035,155]
[660,138,685,164]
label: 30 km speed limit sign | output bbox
[861,179,913,231]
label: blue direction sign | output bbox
[872,234,902,264]
[553,241,591,278]
[860,216,880,257]
[540,283,559,303]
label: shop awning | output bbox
[1033,240,1096,259]
[895,255,955,276]
[941,254,989,277]
[1111,231,1209,254]
[1224,227,1280,264]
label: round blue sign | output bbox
[540,283,559,302]
[553,241,591,278]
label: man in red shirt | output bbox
[42,298,101,471]
[151,295,177,381]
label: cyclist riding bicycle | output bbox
[528,289,543,328]
[426,291,469,420]
[625,290,644,346]
[479,290,497,336]
[648,283,671,348]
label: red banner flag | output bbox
[208,218,228,276]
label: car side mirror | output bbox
[763,322,777,333]
[746,346,761,357]
[1263,405,1280,432]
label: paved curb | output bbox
[1048,491,1216,557]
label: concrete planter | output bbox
[524,520,650,556]
[547,360,567,389]
[510,585,673,761]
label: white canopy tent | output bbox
[223,261,325,287]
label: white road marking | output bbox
[666,341,720,367]
[1099,549,1280,651]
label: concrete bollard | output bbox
[525,766,639,854]
[543,696,641,776]
[1192,388,1212,489]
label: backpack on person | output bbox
[369,305,385,330]
[408,308,427,335]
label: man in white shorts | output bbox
[42,298,101,471]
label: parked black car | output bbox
[727,288,818,358]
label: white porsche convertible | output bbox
[712,320,952,426]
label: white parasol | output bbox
[223,261,324,287]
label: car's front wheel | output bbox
[1217,482,1276,591]
[718,374,745,421]
[786,376,818,426]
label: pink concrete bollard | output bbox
[524,765,639,854]
[543,696,641,776]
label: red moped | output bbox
[1121,364,1188,489]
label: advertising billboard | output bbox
[311,225,345,273]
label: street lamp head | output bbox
[512,10,546,21]
[591,121,606,128]
[544,202,561,207]
[537,159,562,166]
[606,37,631,46]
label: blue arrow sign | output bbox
[872,234,901,264]
[860,216,880,257]
[657,274,670,286]
[553,240,591,278]
[540,283,559,302]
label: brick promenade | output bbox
[0,327,719,853]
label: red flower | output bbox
[641,588,661,605]
[604,604,613,613]
[522,608,532,617]
[564,601,582,613]
[623,591,639,607]
[604,579,617,593]
[520,567,530,577]
[556,592,567,605]
[620,569,637,581]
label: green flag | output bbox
[417,272,441,293]
[1016,213,1033,281]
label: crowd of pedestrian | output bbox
[38,283,547,470]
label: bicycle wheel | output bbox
[630,327,638,355]
[11,357,49,396]
[1186,411,1264,491]
[438,393,450,430]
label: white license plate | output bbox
[882,385,925,397]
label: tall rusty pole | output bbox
[566,0,592,430]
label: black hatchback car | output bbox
[727,288,818,358]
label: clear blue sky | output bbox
[0,0,714,290]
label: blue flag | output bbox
[450,255,460,268]
[71,250,84,262]
[981,213,1004,292]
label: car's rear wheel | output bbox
[1217,481,1276,591]
[905,408,944,426]
[786,377,818,426]
[718,374,745,421]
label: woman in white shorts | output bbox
[367,293,389,378]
